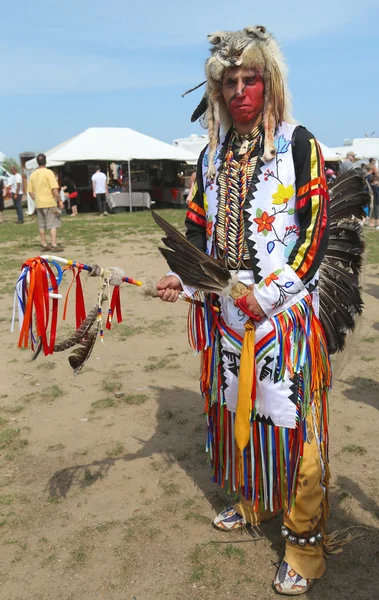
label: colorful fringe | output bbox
[188,294,331,515]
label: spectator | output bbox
[325,168,336,186]
[62,174,79,217]
[91,165,108,216]
[11,166,24,224]
[339,151,356,174]
[0,178,4,224]
[367,158,378,178]
[27,153,64,251]
[368,173,379,229]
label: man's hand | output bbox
[240,285,265,318]
[93,192,97,198]
[156,275,182,302]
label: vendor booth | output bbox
[25,127,197,212]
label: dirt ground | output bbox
[0,211,379,600]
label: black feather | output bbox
[191,95,208,123]
[152,211,231,293]
[319,169,367,353]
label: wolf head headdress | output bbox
[190,25,293,179]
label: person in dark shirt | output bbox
[62,175,78,216]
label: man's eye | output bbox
[246,77,256,85]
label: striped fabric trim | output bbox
[186,210,206,227]
[188,181,198,205]
[188,199,206,217]
[289,139,329,279]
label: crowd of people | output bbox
[0,158,112,247]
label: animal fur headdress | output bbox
[189,25,293,179]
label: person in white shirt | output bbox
[91,165,108,216]
[11,166,24,224]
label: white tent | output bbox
[174,134,340,163]
[329,138,379,161]
[26,127,196,167]
[25,127,197,212]
[0,151,6,163]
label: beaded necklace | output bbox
[217,126,262,269]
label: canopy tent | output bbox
[26,127,196,168]
[25,127,197,212]
[174,134,340,164]
[329,138,379,161]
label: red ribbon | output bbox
[235,294,262,322]
[18,257,58,356]
[106,286,122,330]
[75,267,86,329]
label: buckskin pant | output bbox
[234,409,326,580]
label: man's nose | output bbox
[235,80,245,96]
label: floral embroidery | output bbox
[264,273,279,287]
[206,216,213,240]
[254,209,275,236]
[275,134,291,155]
[258,268,298,309]
[272,184,295,205]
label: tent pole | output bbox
[128,160,132,213]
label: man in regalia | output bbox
[157,25,331,595]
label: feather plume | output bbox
[319,169,368,353]
[53,304,98,352]
[191,94,208,123]
[68,326,98,375]
[152,211,231,293]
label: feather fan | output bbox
[152,211,231,293]
[318,169,369,353]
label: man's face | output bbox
[347,154,355,162]
[221,67,264,125]
[11,167,17,174]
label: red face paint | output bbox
[229,77,264,124]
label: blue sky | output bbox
[1,0,378,158]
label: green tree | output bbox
[2,157,20,173]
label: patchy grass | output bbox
[116,323,144,341]
[144,354,179,372]
[0,427,28,453]
[2,405,25,414]
[102,379,122,393]
[159,481,180,496]
[90,392,148,413]
[90,397,116,412]
[106,442,125,457]
[365,230,379,264]
[47,443,65,452]
[223,544,246,564]
[121,393,148,406]
[71,544,87,565]
[40,385,64,402]
[342,444,367,456]
[184,512,210,525]
[0,494,15,505]
[36,362,56,371]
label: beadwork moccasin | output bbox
[213,506,246,531]
[273,561,314,596]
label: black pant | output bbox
[96,193,107,213]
